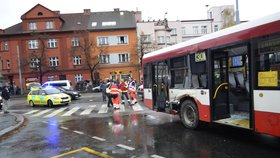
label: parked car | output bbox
[137,84,143,100]
[27,87,71,107]
[92,85,101,92]
[42,80,73,90]
[56,87,81,100]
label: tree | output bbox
[221,8,236,29]
[22,33,57,84]
[71,30,108,86]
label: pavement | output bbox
[0,110,25,139]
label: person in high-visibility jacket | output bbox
[120,79,131,105]
[128,77,137,105]
[110,80,120,109]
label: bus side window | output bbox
[200,74,208,88]
[192,74,200,88]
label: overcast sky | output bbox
[0,0,279,29]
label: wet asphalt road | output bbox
[0,93,280,158]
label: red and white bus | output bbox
[142,12,280,137]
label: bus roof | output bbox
[143,12,280,64]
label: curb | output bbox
[0,113,25,138]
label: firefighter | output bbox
[106,79,113,107]
[128,77,137,105]
[110,80,120,109]
[120,79,131,105]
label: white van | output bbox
[42,80,73,90]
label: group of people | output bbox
[100,77,137,109]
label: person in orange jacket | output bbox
[110,80,120,109]
[120,79,131,105]
[128,77,137,105]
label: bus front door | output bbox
[212,53,231,120]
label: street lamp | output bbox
[235,0,240,24]
[164,12,168,47]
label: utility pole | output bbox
[17,45,23,95]
[235,0,240,24]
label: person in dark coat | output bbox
[1,86,10,113]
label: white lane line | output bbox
[117,144,135,151]
[92,136,106,142]
[41,121,48,124]
[24,110,39,115]
[151,155,165,158]
[132,103,143,111]
[62,107,80,116]
[31,109,53,117]
[80,107,95,115]
[44,108,67,118]
[98,104,108,114]
[61,126,69,130]
[119,104,125,112]
[73,130,84,135]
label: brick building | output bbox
[0,4,140,90]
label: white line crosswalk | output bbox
[24,103,144,118]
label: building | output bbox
[0,4,139,90]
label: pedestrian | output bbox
[120,79,131,105]
[110,80,120,109]
[106,79,113,107]
[1,86,10,114]
[100,80,107,102]
[128,77,137,105]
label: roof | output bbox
[88,11,136,31]
[143,12,280,63]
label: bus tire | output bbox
[180,100,199,129]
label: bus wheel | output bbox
[180,100,199,129]
[29,101,35,107]
[47,100,53,108]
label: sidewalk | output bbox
[0,111,25,139]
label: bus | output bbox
[142,12,280,137]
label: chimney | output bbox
[114,8,120,12]
[84,9,91,15]
[133,11,142,22]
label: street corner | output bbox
[0,112,26,140]
[51,147,113,158]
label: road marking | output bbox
[92,136,106,142]
[116,144,135,151]
[44,108,68,118]
[50,147,113,158]
[62,107,80,116]
[41,121,48,124]
[132,103,143,111]
[73,130,84,135]
[31,109,53,117]
[98,104,108,114]
[151,155,165,158]
[119,104,125,112]
[61,126,69,130]
[80,107,95,115]
[24,110,39,115]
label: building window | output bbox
[47,39,57,48]
[75,74,83,82]
[171,28,177,36]
[49,57,59,66]
[181,27,186,35]
[118,36,128,44]
[99,55,110,64]
[214,25,219,32]
[118,53,129,63]
[102,21,116,26]
[72,37,80,47]
[6,60,10,69]
[4,41,8,50]
[98,37,109,45]
[201,26,207,34]
[29,22,37,30]
[157,36,165,44]
[30,58,40,68]
[193,26,199,34]
[140,35,151,43]
[46,21,54,29]
[92,22,97,27]
[28,40,39,49]
[73,56,81,65]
